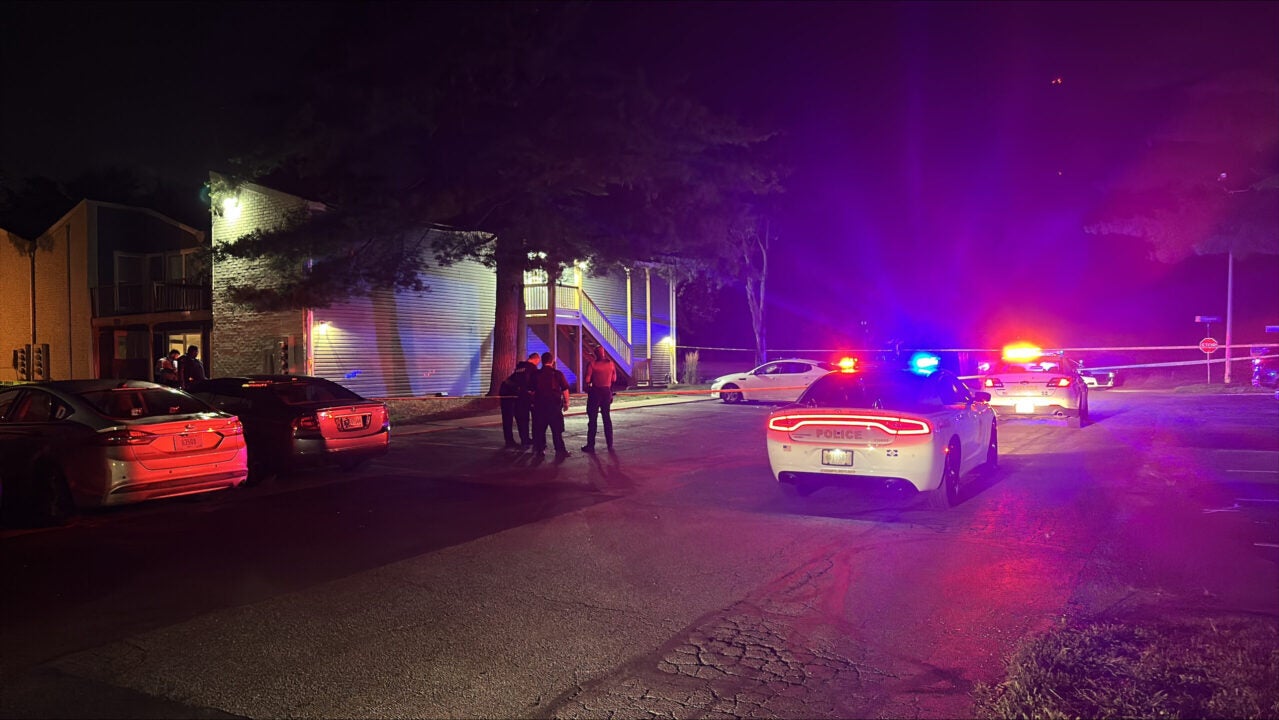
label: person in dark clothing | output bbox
[179,345,206,390]
[500,358,536,448]
[531,352,571,457]
[581,346,617,453]
[518,352,540,445]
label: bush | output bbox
[681,349,700,385]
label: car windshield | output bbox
[263,379,363,405]
[798,371,938,411]
[79,387,213,420]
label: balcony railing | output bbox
[92,281,211,317]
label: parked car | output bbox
[766,367,996,507]
[1252,356,1279,388]
[711,359,836,404]
[1078,363,1117,389]
[187,375,390,483]
[979,347,1090,428]
[0,380,247,525]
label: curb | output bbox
[393,396,713,436]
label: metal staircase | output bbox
[524,283,646,387]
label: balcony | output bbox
[92,281,211,317]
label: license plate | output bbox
[821,449,853,466]
[1014,401,1035,414]
[337,415,368,431]
[177,434,203,451]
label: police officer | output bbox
[500,356,537,448]
[531,352,571,457]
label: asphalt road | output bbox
[2,390,1276,719]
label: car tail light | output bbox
[224,419,244,436]
[98,428,157,446]
[1049,377,1073,388]
[293,414,320,432]
[983,377,1003,388]
[767,413,932,436]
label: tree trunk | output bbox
[490,236,524,395]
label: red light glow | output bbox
[768,413,932,435]
[1002,343,1042,362]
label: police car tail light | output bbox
[1049,377,1073,388]
[768,413,932,436]
[984,377,1004,388]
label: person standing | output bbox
[581,346,617,453]
[517,352,541,446]
[499,357,537,448]
[179,345,206,390]
[531,351,571,457]
[156,349,181,388]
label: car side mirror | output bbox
[974,391,992,403]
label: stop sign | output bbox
[1199,337,1219,354]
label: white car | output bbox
[711,358,835,404]
[980,351,1090,428]
[1078,365,1116,389]
[766,368,997,508]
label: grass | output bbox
[384,384,716,425]
[973,617,1279,719]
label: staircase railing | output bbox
[524,283,632,371]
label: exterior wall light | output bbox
[221,196,242,221]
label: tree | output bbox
[213,3,784,394]
[1,167,208,241]
[1084,70,1279,262]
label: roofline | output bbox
[209,170,329,212]
[38,199,206,241]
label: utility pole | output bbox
[1224,248,1234,384]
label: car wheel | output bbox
[1069,397,1089,429]
[986,423,998,467]
[720,385,743,404]
[31,464,75,526]
[928,440,961,510]
[244,453,277,487]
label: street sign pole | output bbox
[1199,337,1219,383]
[1195,317,1221,384]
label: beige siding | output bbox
[0,230,33,382]
[1,207,94,381]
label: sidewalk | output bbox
[392,393,714,436]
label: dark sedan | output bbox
[188,375,390,484]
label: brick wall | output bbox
[210,179,308,376]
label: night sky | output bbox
[4,1,1277,351]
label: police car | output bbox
[766,358,997,508]
[979,344,1090,428]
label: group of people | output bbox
[155,345,206,390]
[500,345,617,457]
